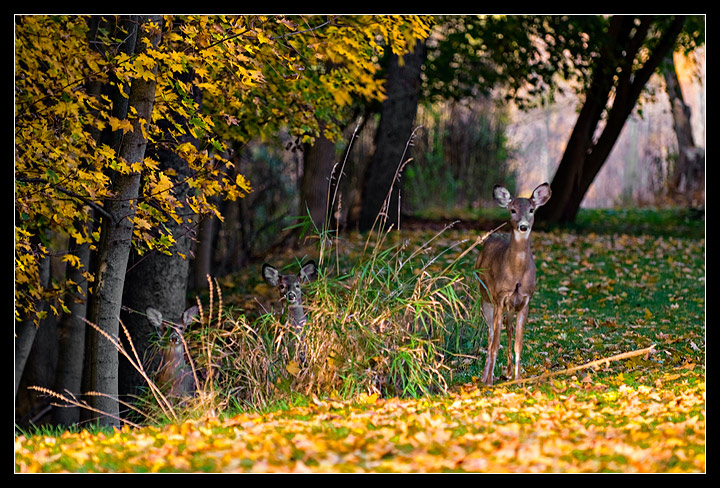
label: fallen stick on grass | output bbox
[495,344,657,387]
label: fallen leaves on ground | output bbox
[16,368,704,473]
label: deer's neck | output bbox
[287,303,307,328]
[508,229,533,268]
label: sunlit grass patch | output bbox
[16,366,704,473]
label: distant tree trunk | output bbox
[15,252,51,399]
[193,213,215,291]
[302,127,337,231]
[539,15,686,225]
[84,15,162,427]
[17,292,60,427]
[52,236,92,426]
[359,40,427,232]
[663,52,704,199]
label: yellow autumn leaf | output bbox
[332,89,353,107]
[286,360,300,377]
[134,217,152,230]
[357,392,378,405]
[61,254,81,269]
[108,116,134,135]
[235,174,251,193]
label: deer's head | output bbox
[261,261,317,308]
[493,183,551,238]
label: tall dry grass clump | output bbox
[259,125,492,400]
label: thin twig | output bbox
[28,386,142,429]
[440,222,507,277]
[364,125,423,254]
[399,219,459,272]
[327,115,363,229]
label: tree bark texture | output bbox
[302,127,337,231]
[540,16,686,224]
[52,238,92,426]
[359,41,427,232]
[85,15,163,427]
[664,52,704,198]
[15,254,51,399]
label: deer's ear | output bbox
[531,183,551,207]
[146,307,164,331]
[182,305,199,328]
[492,185,513,208]
[300,260,317,282]
[262,263,279,286]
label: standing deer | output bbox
[262,260,317,359]
[146,305,199,399]
[475,183,551,386]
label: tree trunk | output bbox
[53,19,105,426]
[664,52,703,198]
[539,16,635,224]
[193,214,215,291]
[539,16,686,224]
[120,75,200,405]
[359,40,427,232]
[52,237,92,426]
[301,127,337,232]
[84,15,163,427]
[15,253,51,399]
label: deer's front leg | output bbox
[482,304,503,386]
[481,301,494,345]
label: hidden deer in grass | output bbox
[262,260,317,361]
[146,305,199,399]
[475,183,551,386]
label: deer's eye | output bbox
[529,208,534,214]
[510,209,516,214]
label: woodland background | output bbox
[15,14,704,445]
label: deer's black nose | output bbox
[519,224,528,232]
